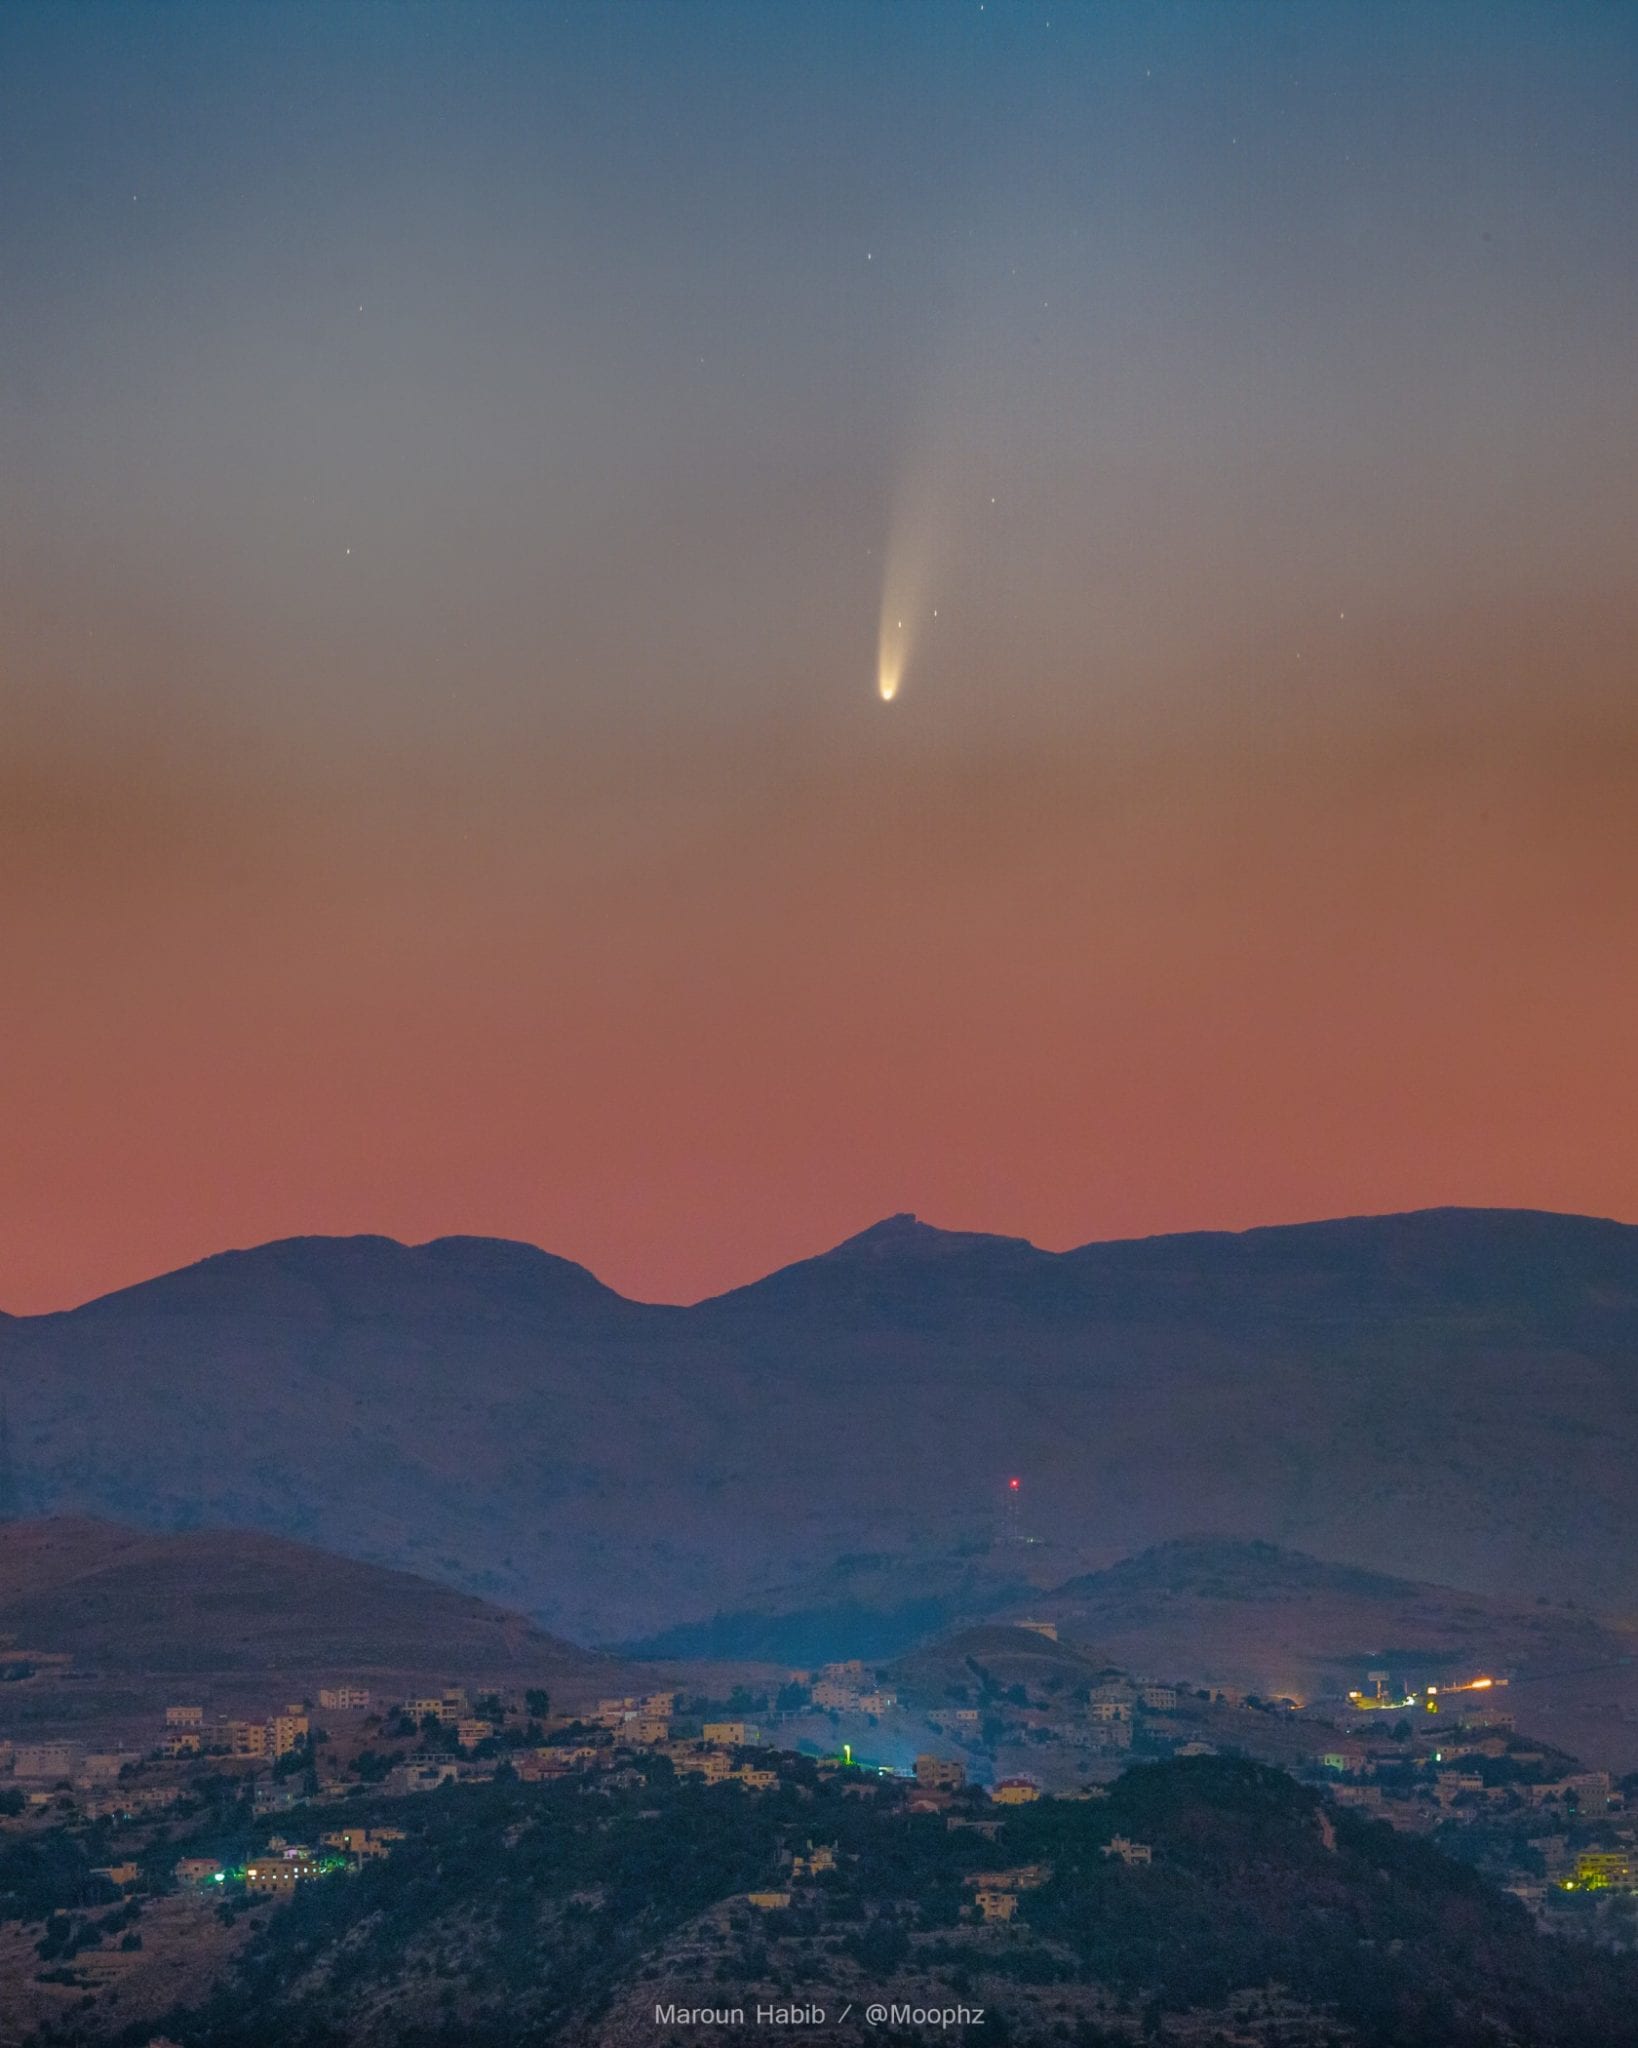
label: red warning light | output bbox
[1008,1478,1020,1491]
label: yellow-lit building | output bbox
[991,1778,1041,1805]
[702,1720,760,1747]
[321,1827,404,1861]
[271,1713,310,1758]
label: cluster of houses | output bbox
[1311,1723,1620,1829]
[924,1673,1183,1757]
[159,1699,314,1763]
[807,1660,900,1717]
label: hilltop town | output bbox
[8,1597,1638,2044]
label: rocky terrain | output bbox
[4,1207,1637,1647]
[0,1519,634,1747]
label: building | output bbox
[1103,1835,1153,1866]
[457,1719,497,1749]
[165,1704,204,1728]
[965,1864,1051,1894]
[811,1681,860,1710]
[1141,1685,1179,1711]
[734,1766,778,1790]
[628,1714,670,1744]
[745,1890,792,1910]
[791,1843,837,1877]
[245,1852,320,1894]
[12,1742,81,1781]
[175,1858,223,1885]
[228,1721,269,1760]
[991,1777,1041,1806]
[974,1888,1018,1921]
[163,1732,203,1758]
[318,1686,371,1711]
[702,1720,760,1747]
[77,1752,128,1785]
[1574,1851,1636,1890]
[397,1760,462,1793]
[321,1826,404,1861]
[92,1861,141,1888]
[1564,1771,1616,1808]
[271,1713,309,1758]
[915,1754,967,1791]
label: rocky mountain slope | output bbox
[3,1208,1636,1644]
[0,1517,628,1707]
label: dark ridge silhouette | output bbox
[4,1208,1637,1646]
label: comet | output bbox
[877,619,906,702]
[874,470,940,703]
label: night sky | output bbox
[3,2,1634,1312]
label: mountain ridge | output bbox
[13,1201,1637,1320]
[4,1206,1637,1646]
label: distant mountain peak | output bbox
[70,1229,623,1320]
[819,1214,1040,1262]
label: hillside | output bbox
[0,1518,626,1706]
[1005,1537,1638,1770]
[888,1622,1125,1707]
[13,1757,1638,2047]
[4,1208,1638,1645]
